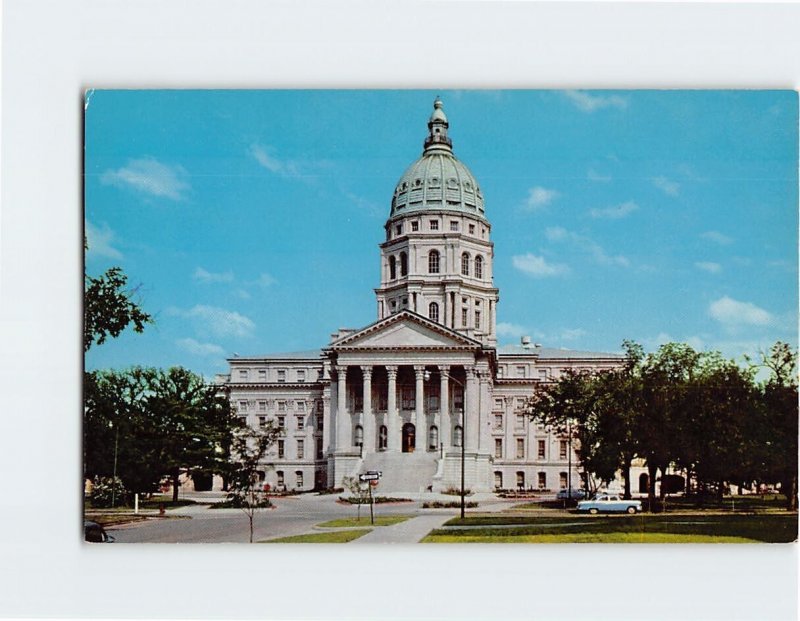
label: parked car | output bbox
[84,520,115,543]
[577,493,642,514]
[556,488,587,500]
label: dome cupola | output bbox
[389,99,486,221]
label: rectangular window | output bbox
[538,472,547,489]
[277,369,286,383]
[516,413,525,429]
[395,224,402,236]
[516,365,526,378]
[297,401,306,412]
[560,440,568,460]
[401,387,415,410]
[411,221,419,231]
[560,472,568,489]
[258,369,267,381]
[495,439,503,458]
[430,219,439,231]
[468,223,475,235]
[517,471,525,489]
[516,438,525,459]
[278,401,286,412]
[474,310,481,330]
[277,471,284,487]
[453,387,464,410]
[296,471,304,488]
[538,369,548,381]
[450,220,459,231]
[258,416,267,427]
[258,400,267,412]
[278,416,286,430]
[494,414,503,429]
[297,440,304,459]
[238,369,249,380]
[494,398,503,409]
[297,370,306,383]
[277,440,285,458]
[461,308,468,327]
[238,400,249,412]
[297,416,305,431]
[538,439,546,459]
[316,438,323,459]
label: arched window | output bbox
[379,425,388,450]
[400,252,408,277]
[428,425,439,450]
[428,250,440,274]
[453,425,463,447]
[354,424,363,447]
[389,255,396,280]
[461,252,470,276]
[475,255,483,279]
[428,302,439,323]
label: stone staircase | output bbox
[360,451,439,494]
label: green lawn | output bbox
[422,513,797,543]
[262,529,372,543]
[317,515,412,528]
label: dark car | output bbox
[84,520,115,543]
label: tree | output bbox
[226,424,282,543]
[83,367,239,501]
[84,238,152,352]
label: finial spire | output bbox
[424,97,452,152]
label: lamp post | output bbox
[424,369,467,519]
[110,420,119,508]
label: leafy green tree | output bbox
[226,424,282,543]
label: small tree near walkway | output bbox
[226,424,282,543]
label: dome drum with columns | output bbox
[221,99,624,495]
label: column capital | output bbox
[385,365,398,380]
[478,369,492,383]
[465,366,478,379]
[360,365,373,380]
[437,364,451,375]
[414,365,427,379]
[335,365,348,377]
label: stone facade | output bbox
[221,99,625,493]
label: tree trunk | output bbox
[622,455,632,500]
[647,463,658,511]
[249,512,254,543]
[783,476,798,511]
[172,470,180,503]
[717,478,725,501]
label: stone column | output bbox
[361,366,374,453]
[443,291,449,329]
[321,395,331,455]
[478,370,492,452]
[414,365,426,451]
[465,366,479,450]
[336,365,349,451]
[386,365,399,451]
[439,365,450,454]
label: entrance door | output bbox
[402,423,416,453]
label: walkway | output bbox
[349,513,453,544]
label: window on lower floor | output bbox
[258,416,267,427]
[538,439,545,459]
[493,414,503,429]
[278,416,286,430]
[354,425,364,447]
[297,439,304,459]
[538,472,547,489]
[295,471,304,488]
[277,471,284,487]
[277,440,285,458]
[494,471,503,489]
[316,438,323,459]
[560,440,568,460]
[297,416,305,431]
[453,425,463,447]
[429,425,438,450]
[516,471,525,489]
[560,472,568,489]
[494,438,503,458]
[379,425,388,450]
[401,387,415,410]
[516,438,525,459]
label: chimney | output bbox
[521,335,531,347]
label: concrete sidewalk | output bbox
[349,513,453,544]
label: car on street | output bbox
[84,520,115,543]
[577,493,642,514]
[556,488,587,500]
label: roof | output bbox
[497,344,625,360]
[228,349,323,362]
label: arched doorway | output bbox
[402,423,416,453]
[639,472,649,494]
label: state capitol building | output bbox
[221,99,623,493]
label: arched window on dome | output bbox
[475,255,483,279]
[389,255,396,280]
[461,252,470,276]
[428,302,439,323]
[400,252,408,277]
[428,250,440,274]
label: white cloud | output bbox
[512,253,570,278]
[176,338,225,357]
[701,230,734,245]
[545,226,629,267]
[524,186,559,211]
[85,221,122,259]
[587,168,612,182]
[652,176,680,196]
[250,144,301,178]
[184,305,255,338]
[255,273,277,287]
[234,289,251,300]
[695,261,722,274]
[559,328,587,341]
[563,90,628,112]
[193,267,234,284]
[709,296,772,327]
[100,157,189,200]
[589,200,638,220]
[496,322,531,338]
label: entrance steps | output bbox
[360,451,439,494]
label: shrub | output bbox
[443,486,472,496]
[422,500,479,508]
[317,487,344,495]
[90,476,130,508]
[338,496,413,504]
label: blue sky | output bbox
[84,90,798,378]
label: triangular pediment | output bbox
[330,311,481,350]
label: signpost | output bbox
[359,471,382,525]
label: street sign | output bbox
[359,471,382,482]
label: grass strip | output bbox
[422,533,756,543]
[262,529,372,543]
[317,515,413,528]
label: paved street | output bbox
[106,492,517,543]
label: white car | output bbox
[577,493,642,514]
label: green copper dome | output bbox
[389,99,486,221]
